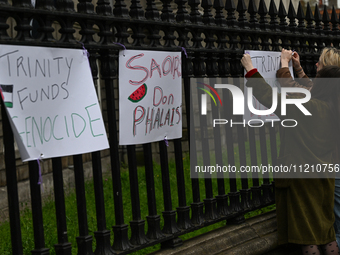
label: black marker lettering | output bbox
[17,56,27,77]
[65,58,73,85]
[0,50,19,77]
[53,57,63,74]
[17,87,28,110]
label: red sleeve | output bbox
[245,68,258,78]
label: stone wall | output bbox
[150,211,300,255]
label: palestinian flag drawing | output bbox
[0,84,14,108]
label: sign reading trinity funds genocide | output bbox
[119,50,182,145]
[0,45,109,161]
[244,50,294,122]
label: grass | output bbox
[0,129,278,254]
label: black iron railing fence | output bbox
[0,0,338,254]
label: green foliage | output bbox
[0,139,277,254]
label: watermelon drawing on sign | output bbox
[128,83,147,103]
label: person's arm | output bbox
[241,54,282,118]
[293,65,306,79]
[277,49,313,90]
[277,68,313,90]
[242,53,312,121]
[291,51,307,79]
[245,71,282,118]
[280,48,291,69]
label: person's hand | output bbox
[292,51,301,70]
[241,53,254,73]
[281,48,292,67]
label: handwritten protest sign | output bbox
[244,50,294,122]
[0,45,109,161]
[119,50,182,145]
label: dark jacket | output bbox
[245,71,336,245]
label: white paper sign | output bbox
[244,50,294,122]
[119,50,182,145]
[0,45,109,161]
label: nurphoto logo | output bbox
[200,83,312,128]
[197,82,222,115]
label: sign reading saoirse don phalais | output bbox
[119,50,182,145]
[0,45,109,161]
[244,50,294,123]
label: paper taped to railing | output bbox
[118,50,182,145]
[0,45,109,161]
[244,50,294,122]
